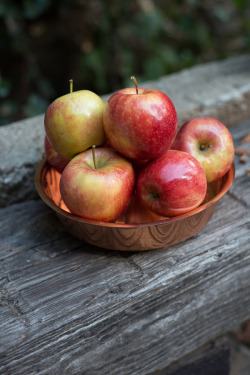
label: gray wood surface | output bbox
[0,120,250,375]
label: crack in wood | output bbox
[0,286,29,327]
[126,257,146,279]
[227,190,249,208]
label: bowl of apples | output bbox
[35,78,235,251]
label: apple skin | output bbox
[44,90,106,159]
[137,150,207,217]
[171,117,234,183]
[44,136,70,173]
[103,87,177,160]
[60,147,135,222]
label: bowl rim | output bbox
[35,158,235,229]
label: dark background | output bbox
[0,0,250,125]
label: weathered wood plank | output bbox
[0,120,249,375]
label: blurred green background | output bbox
[0,0,250,125]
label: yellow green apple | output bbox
[44,82,106,159]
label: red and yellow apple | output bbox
[137,150,207,217]
[45,88,106,159]
[44,136,70,173]
[171,117,234,183]
[60,147,135,222]
[103,79,177,160]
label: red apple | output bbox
[45,81,106,159]
[171,117,234,183]
[137,150,207,217]
[44,136,70,173]
[60,147,135,222]
[103,78,177,160]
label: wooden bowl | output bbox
[35,159,235,251]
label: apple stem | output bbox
[92,145,97,169]
[69,79,73,93]
[131,76,139,94]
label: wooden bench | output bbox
[0,118,249,374]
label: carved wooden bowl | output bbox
[35,159,234,251]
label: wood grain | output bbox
[0,120,250,375]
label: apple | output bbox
[60,147,135,222]
[44,80,106,159]
[171,117,234,183]
[137,150,207,217]
[44,136,70,173]
[103,76,177,160]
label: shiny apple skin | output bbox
[103,87,177,160]
[44,136,70,173]
[137,150,207,217]
[171,117,234,183]
[60,147,135,222]
[45,90,106,159]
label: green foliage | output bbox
[23,0,51,20]
[0,0,250,125]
